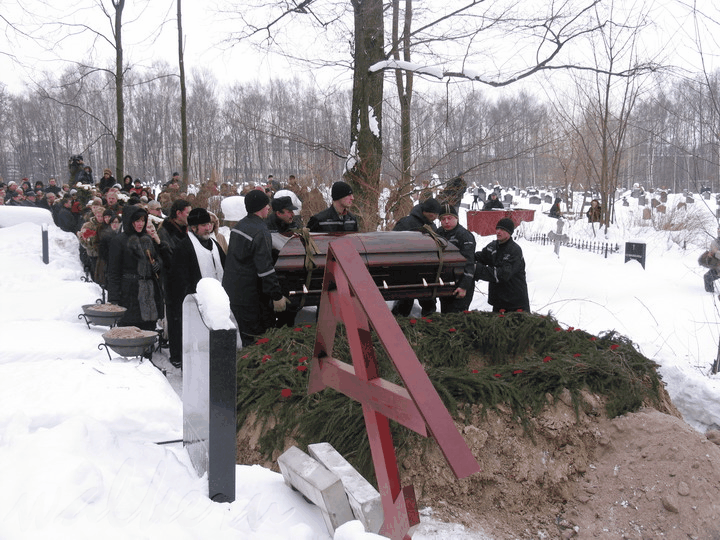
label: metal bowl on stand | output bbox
[100,327,158,359]
[80,304,127,328]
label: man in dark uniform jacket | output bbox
[166,208,226,369]
[222,190,289,346]
[266,195,303,327]
[437,204,476,313]
[266,196,302,235]
[307,181,358,232]
[391,197,442,317]
[474,217,530,313]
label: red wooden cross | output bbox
[308,237,480,540]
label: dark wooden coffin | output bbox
[274,231,468,305]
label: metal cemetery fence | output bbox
[524,233,621,258]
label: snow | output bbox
[0,188,719,539]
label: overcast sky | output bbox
[0,0,716,97]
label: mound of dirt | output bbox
[237,388,720,539]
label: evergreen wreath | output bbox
[236,311,664,483]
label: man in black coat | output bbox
[483,192,504,210]
[222,190,288,347]
[307,181,358,232]
[437,204,476,313]
[166,208,226,369]
[158,198,191,365]
[391,197,442,317]
[474,217,530,313]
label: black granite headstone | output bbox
[625,242,646,269]
[183,295,237,503]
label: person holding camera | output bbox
[307,181,358,233]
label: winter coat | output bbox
[586,204,601,223]
[167,234,226,308]
[94,223,117,287]
[98,175,116,194]
[393,204,438,233]
[222,214,283,337]
[437,223,476,293]
[107,205,168,327]
[483,195,504,211]
[549,198,562,218]
[474,237,530,313]
[266,213,303,234]
[158,217,187,268]
[57,206,78,233]
[307,205,358,233]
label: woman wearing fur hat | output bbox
[437,204,476,313]
[474,217,530,313]
[107,205,169,330]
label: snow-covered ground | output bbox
[0,187,719,539]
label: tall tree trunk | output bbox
[347,0,384,232]
[393,0,414,221]
[177,0,189,190]
[113,0,125,182]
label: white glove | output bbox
[273,296,289,312]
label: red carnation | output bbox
[297,365,308,372]
[494,373,502,378]
[261,354,271,363]
[281,388,292,398]
[448,328,457,333]
[298,356,308,363]
[471,369,479,373]
[554,327,562,332]
[294,327,303,332]
[409,319,417,324]
[304,324,312,328]
[256,338,270,344]
[590,337,597,341]
[610,344,620,351]
[543,356,551,362]
[499,309,506,314]
[276,348,283,352]
[513,369,523,375]
[573,353,581,358]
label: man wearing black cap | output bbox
[266,196,302,235]
[222,190,289,346]
[474,217,530,313]
[307,181,358,233]
[166,208,226,369]
[437,203,476,313]
[391,197,442,317]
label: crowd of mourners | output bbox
[1,167,531,370]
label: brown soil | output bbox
[86,303,126,312]
[237,388,720,539]
[102,327,156,339]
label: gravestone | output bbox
[503,193,513,204]
[544,194,553,204]
[660,191,668,203]
[686,195,694,204]
[529,196,541,205]
[547,219,568,257]
[625,242,646,269]
[704,191,711,200]
[182,294,237,503]
[657,204,666,214]
[642,207,652,220]
[622,197,629,206]
[651,198,660,209]
[677,202,687,211]
[638,194,646,206]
